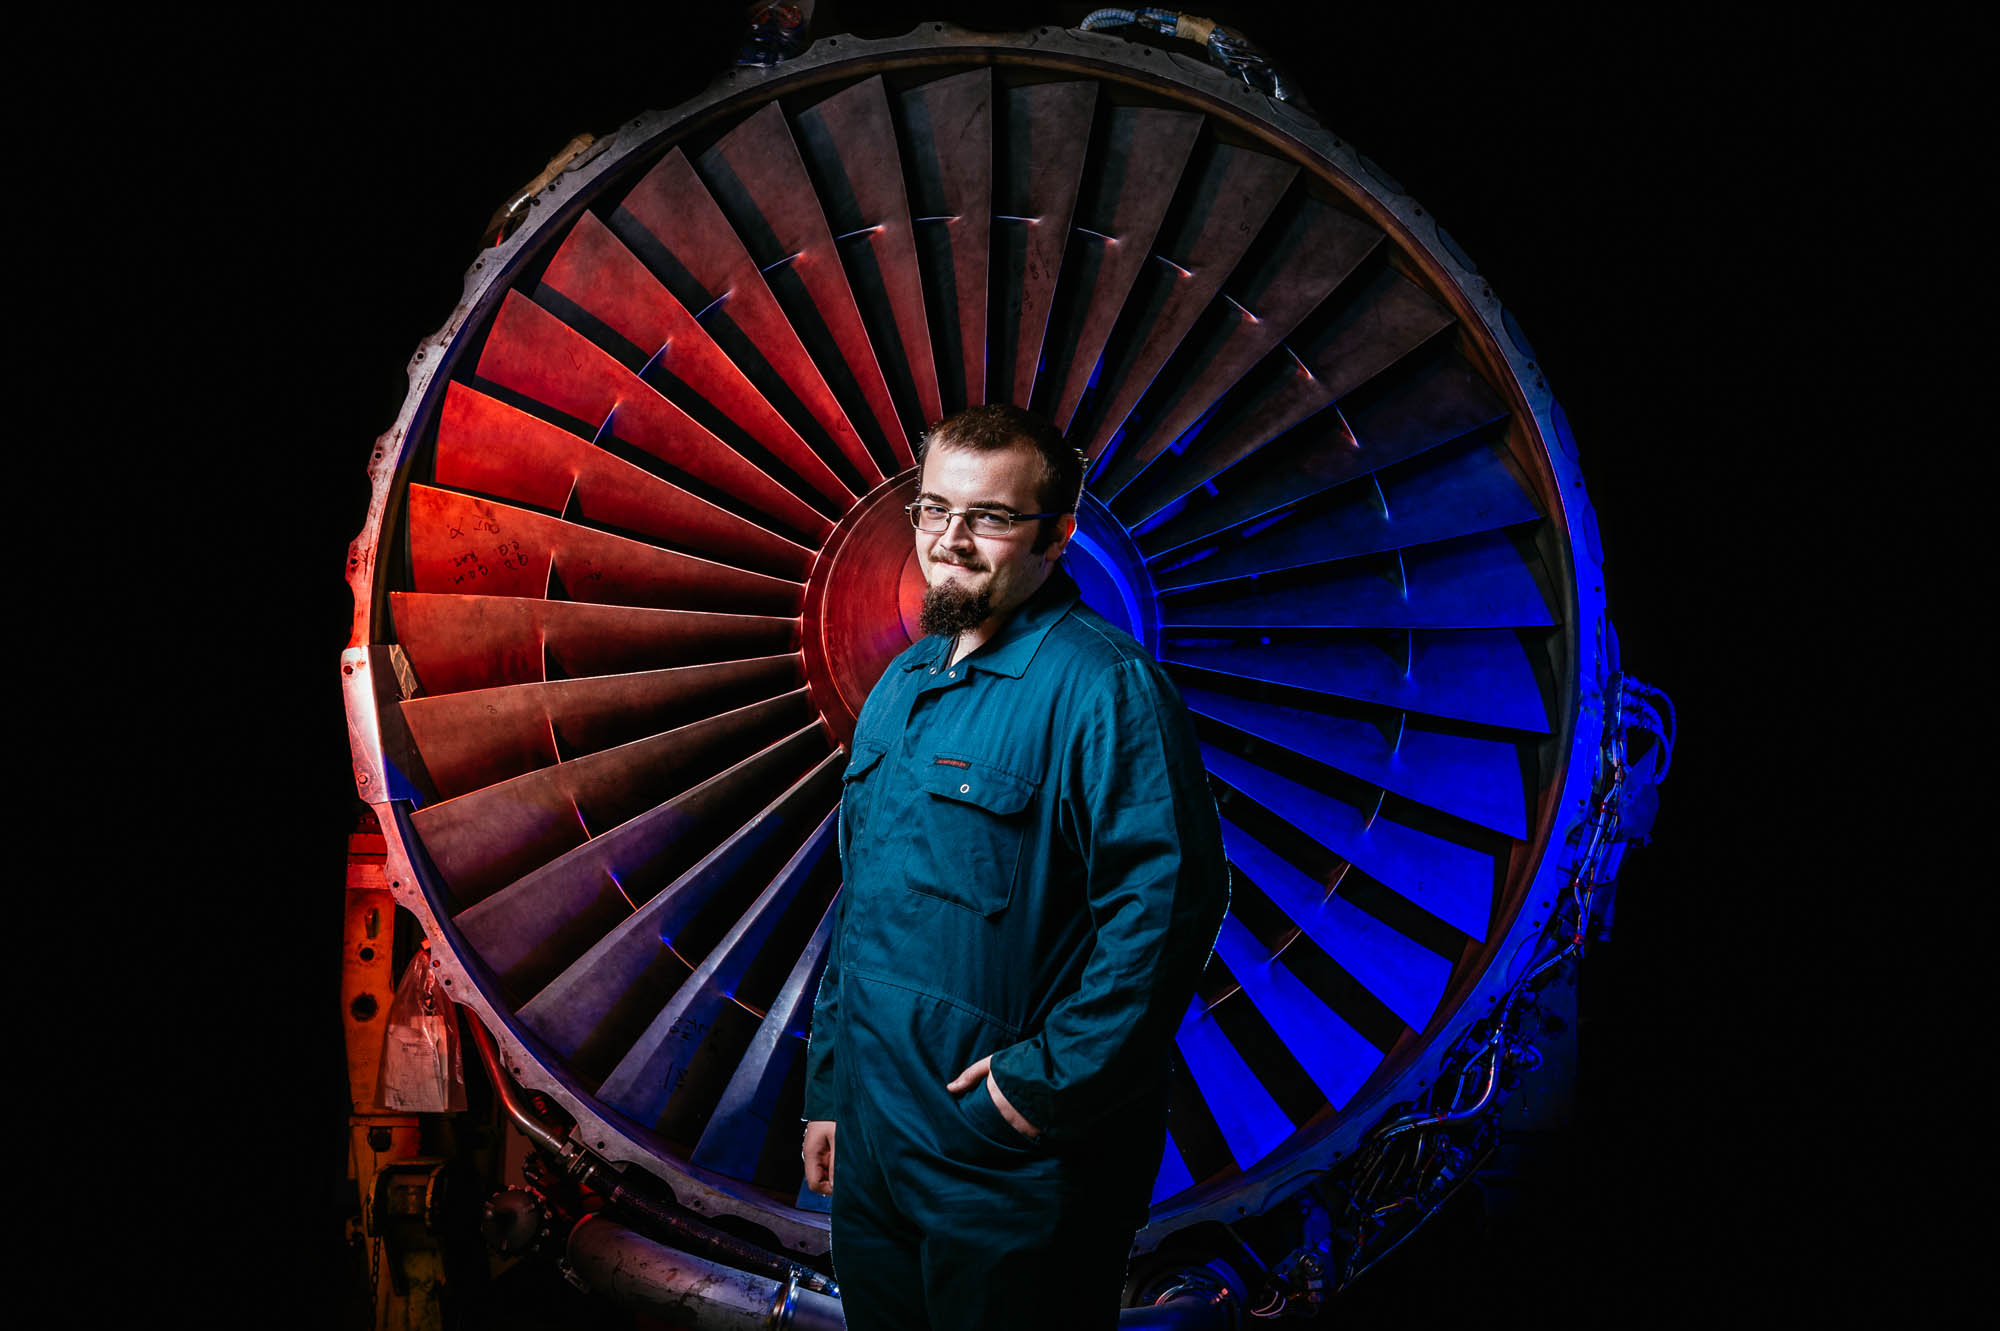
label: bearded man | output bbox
[800,404,1229,1330]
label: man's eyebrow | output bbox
[914,491,1019,512]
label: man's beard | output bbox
[919,579,992,636]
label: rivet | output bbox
[960,784,970,794]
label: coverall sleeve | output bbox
[801,914,841,1121]
[802,771,857,1122]
[988,657,1228,1142]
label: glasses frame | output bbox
[905,501,1068,537]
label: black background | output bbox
[68,2,1958,1323]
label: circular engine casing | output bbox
[343,22,1616,1258]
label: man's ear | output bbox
[1045,513,1078,563]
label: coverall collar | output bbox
[904,565,1082,680]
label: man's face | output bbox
[914,441,1075,637]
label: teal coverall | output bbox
[805,568,1229,1329]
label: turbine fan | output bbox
[342,24,1615,1258]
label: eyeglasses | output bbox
[905,502,1065,536]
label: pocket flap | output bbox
[920,756,1035,815]
[844,742,887,782]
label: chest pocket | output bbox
[907,756,1037,918]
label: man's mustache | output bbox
[931,554,988,571]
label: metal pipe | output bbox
[463,1008,572,1161]
[567,1215,846,1331]
[463,1011,831,1290]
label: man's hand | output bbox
[946,1056,1041,1138]
[802,1120,836,1196]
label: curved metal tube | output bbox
[463,1010,830,1290]
[567,1215,846,1331]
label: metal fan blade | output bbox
[1036,104,1203,429]
[1097,200,1381,497]
[898,68,991,413]
[407,486,804,617]
[612,148,884,489]
[1174,991,1295,1169]
[388,593,798,697]
[1075,143,1298,461]
[1152,1131,1197,1204]
[448,725,831,1012]
[1160,528,1552,632]
[516,753,843,1082]
[410,693,817,912]
[1152,438,1540,590]
[1137,353,1506,557]
[1163,631,1550,734]
[1115,270,1459,528]
[399,655,804,802]
[1202,744,1492,941]
[992,79,1095,408]
[698,103,910,468]
[1220,819,1448,1032]
[793,75,943,434]
[1210,913,1379,1107]
[434,382,817,580]
[542,212,857,516]
[692,894,840,1177]
[596,812,839,1131]
[1183,687,1526,838]
[476,290,833,543]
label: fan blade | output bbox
[434,382,817,580]
[596,812,839,1129]
[897,69,991,413]
[1219,819,1448,1033]
[399,655,804,802]
[1159,530,1554,631]
[448,725,830,1011]
[1210,913,1378,1108]
[1076,142,1298,460]
[1136,352,1506,557]
[1202,744,1492,941]
[388,593,798,697]
[793,75,943,433]
[541,212,856,515]
[476,291,833,542]
[1114,270,1458,527]
[1161,632,1549,734]
[516,754,843,1082]
[1036,104,1203,429]
[1173,991,1294,1170]
[1185,686,1527,838]
[407,486,804,617]
[612,148,884,489]
[992,80,1095,407]
[692,892,840,1176]
[1152,1130,1197,1204]
[1096,199,1381,498]
[410,694,818,912]
[1152,438,1540,590]
[698,102,910,468]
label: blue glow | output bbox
[1066,526,1146,641]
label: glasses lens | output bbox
[966,510,1014,535]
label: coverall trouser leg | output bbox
[831,1094,1138,1331]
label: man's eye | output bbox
[967,510,1012,529]
[920,504,951,518]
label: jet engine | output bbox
[341,14,1670,1324]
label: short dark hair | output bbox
[917,405,1086,547]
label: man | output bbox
[801,404,1229,1329]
